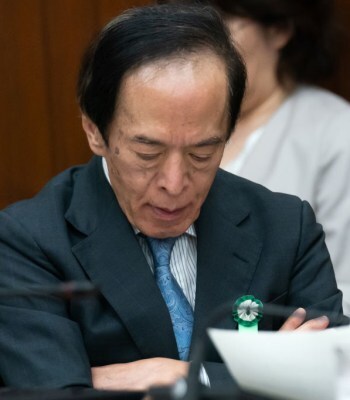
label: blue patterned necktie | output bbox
[146,237,193,361]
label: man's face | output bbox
[85,53,229,238]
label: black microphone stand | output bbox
[0,281,99,299]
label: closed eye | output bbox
[136,153,161,161]
[190,153,212,162]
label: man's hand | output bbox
[279,307,329,331]
[91,357,189,391]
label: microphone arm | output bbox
[0,281,99,299]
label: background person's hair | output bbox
[77,4,246,143]
[158,0,340,86]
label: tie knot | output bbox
[146,237,177,269]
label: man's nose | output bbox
[157,154,189,196]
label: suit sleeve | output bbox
[0,211,92,388]
[288,200,344,320]
[202,200,345,388]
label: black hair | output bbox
[158,0,339,85]
[77,4,246,142]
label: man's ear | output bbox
[81,114,107,156]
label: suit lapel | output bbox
[193,170,263,342]
[65,157,178,359]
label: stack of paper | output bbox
[209,325,350,400]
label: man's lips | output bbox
[150,205,188,220]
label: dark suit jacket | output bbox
[0,156,343,388]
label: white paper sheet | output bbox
[208,325,350,400]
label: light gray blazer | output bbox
[225,85,350,314]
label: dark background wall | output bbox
[0,0,349,209]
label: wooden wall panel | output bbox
[42,0,97,172]
[327,0,350,100]
[0,0,349,209]
[0,0,52,206]
[0,0,151,209]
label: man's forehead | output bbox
[109,51,230,141]
[117,51,229,115]
[123,50,228,86]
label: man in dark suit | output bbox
[0,3,343,392]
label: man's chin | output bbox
[138,221,191,239]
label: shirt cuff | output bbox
[199,364,210,387]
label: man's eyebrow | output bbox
[193,136,224,147]
[129,135,224,147]
[130,135,163,145]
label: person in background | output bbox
[0,3,344,392]
[159,0,350,315]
